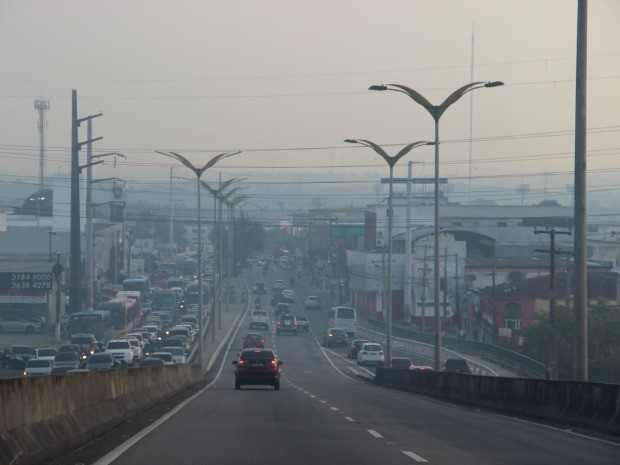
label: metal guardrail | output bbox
[356,326,499,376]
[364,318,546,378]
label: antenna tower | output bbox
[516,183,530,206]
[34,99,50,190]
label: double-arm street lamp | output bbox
[156,150,240,371]
[369,81,503,370]
[344,139,432,364]
[201,178,246,337]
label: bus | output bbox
[328,306,357,337]
[185,281,209,307]
[122,276,151,308]
[98,297,139,332]
[69,310,113,344]
[178,259,197,279]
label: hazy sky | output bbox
[1,0,619,210]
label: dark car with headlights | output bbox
[322,328,348,347]
[1,345,36,369]
[233,348,282,390]
[348,339,369,358]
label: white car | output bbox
[34,348,58,362]
[121,337,142,360]
[281,289,295,302]
[164,347,187,364]
[23,359,53,376]
[150,352,175,366]
[357,342,385,367]
[105,340,135,365]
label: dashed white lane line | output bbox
[320,400,327,404]
[345,416,355,422]
[310,395,316,398]
[367,429,383,438]
[330,407,340,411]
[402,451,428,462]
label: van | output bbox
[328,306,356,337]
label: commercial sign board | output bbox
[0,272,53,291]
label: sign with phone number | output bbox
[0,272,53,291]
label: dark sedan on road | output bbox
[233,348,283,390]
[322,328,348,347]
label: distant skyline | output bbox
[1,0,619,214]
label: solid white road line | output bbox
[402,451,428,462]
[367,429,383,438]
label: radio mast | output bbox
[34,99,50,190]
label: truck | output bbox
[249,310,269,330]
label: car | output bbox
[348,339,369,359]
[410,365,434,372]
[281,289,295,302]
[249,310,269,329]
[57,344,81,354]
[34,347,58,362]
[53,352,80,370]
[295,315,310,332]
[1,345,36,369]
[139,325,161,344]
[322,328,348,347]
[442,358,471,374]
[252,281,268,294]
[390,357,414,369]
[174,324,196,342]
[140,357,165,367]
[276,313,297,335]
[85,352,118,371]
[69,333,98,353]
[0,315,43,333]
[357,342,385,366]
[272,279,286,291]
[119,337,142,360]
[23,359,53,376]
[233,348,283,390]
[270,292,286,306]
[105,339,134,365]
[274,303,291,319]
[150,352,175,366]
[164,347,187,364]
[242,333,266,348]
[304,295,321,310]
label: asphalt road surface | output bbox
[52,269,620,464]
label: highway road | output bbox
[51,269,619,464]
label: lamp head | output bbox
[368,85,388,91]
[485,81,504,88]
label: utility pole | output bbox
[443,246,448,326]
[455,254,461,336]
[404,161,413,323]
[70,91,102,314]
[420,244,428,332]
[169,167,174,257]
[574,0,588,382]
[535,228,572,380]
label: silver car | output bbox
[0,316,43,333]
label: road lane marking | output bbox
[403,451,428,462]
[310,395,316,398]
[345,416,355,422]
[367,429,383,438]
[330,407,339,411]
[320,400,327,404]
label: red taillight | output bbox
[277,321,281,326]
[294,322,298,326]
[270,359,277,366]
[238,359,245,365]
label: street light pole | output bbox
[156,150,240,372]
[344,139,431,364]
[370,80,503,370]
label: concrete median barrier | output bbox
[0,365,202,465]
[375,368,620,437]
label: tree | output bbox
[17,189,53,216]
[536,199,561,207]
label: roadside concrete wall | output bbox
[375,368,620,436]
[0,365,202,465]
